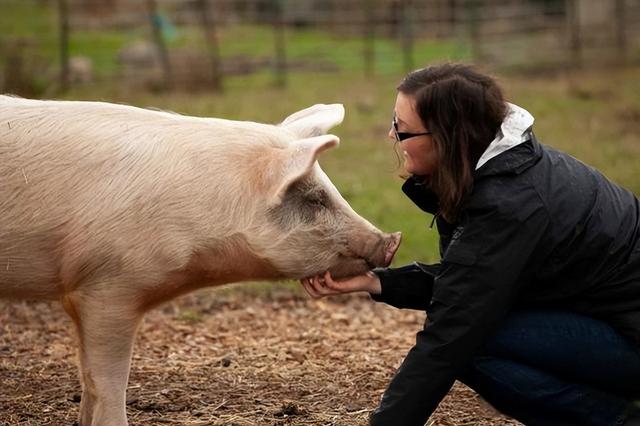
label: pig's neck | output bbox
[139,234,280,312]
[191,233,282,283]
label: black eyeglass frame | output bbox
[392,114,432,142]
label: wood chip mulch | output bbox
[0,287,521,425]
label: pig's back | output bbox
[0,97,263,299]
[0,96,195,227]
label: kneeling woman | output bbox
[301,63,640,425]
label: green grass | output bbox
[212,25,469,75]
[0,1,54,37]
[4,1,640,280]
[69,30,146,75]
[1,1,470,81]
[60,66,640,269]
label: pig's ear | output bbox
[279,104,345,138]
[271,134,339,203]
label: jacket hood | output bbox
[475,103,534,170]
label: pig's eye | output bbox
[267,181,331,227]
[306,191,329,209]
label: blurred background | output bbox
[2,0,640,265]
[2,3,640,424]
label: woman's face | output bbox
[389,92,438,177]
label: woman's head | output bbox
[391,63,507,221]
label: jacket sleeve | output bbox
[370,263,440,311]
[369,196,549,426]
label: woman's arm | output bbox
[371,262,439,310]
[300,262,439,311]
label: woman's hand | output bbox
[300,270,381,298]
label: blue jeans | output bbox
[458,310,640,426]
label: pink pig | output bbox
[0,96,400,426]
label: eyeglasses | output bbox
[392,114,432,142]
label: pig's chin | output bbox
[327,258,372,280]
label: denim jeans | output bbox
[458,310,640,426]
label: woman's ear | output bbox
[279,104,344,138]
[270,134,339,204]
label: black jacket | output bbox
[369,133,640,425]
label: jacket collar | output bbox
[473,133,541,179]
[402,176,439,214]
[475,103,535,170]
[401,134,542,215]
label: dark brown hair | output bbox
[397,63,507,222]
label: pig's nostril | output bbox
[384,232,402,266]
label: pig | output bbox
[0,95,401,426]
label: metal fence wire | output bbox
[1,0,639,95]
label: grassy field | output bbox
[3,1,640,271]
[56,65,640,272]
[0,1,470,79]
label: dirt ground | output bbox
[1,287,522,425]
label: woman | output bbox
[301,63,640,425]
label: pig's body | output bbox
[0,96,400,426]
[1,98,288,303]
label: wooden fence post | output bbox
[566,0,582,68]
[363,0,376,77]
[146,0,173,90]
[401,0,414,72]
[273,0,287,88]
[615,0,627,65]
[468,0,482,63]
[58,0,70,92]
[199,0,223,92]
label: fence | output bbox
[1,0,639,96]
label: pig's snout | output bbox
[362,231,402,269]
[326,231,402,280]
[383,232,402,267]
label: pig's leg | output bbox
[65,292,142,426]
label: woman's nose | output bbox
[388,127,396,141]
